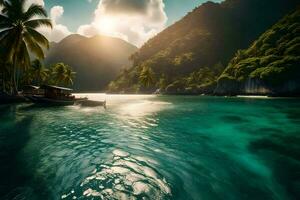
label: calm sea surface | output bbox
[0,95,299,200]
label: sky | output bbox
[28,0,223,46]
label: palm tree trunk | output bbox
[12,27,23,96]
[12,56,18,95]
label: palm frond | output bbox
[0,28,17,62]
[23,4,47,21]
[1,0,13,15]
[11,0,26,12]
[26,27,49,49]
[18,40,31,70]
[24,18,52,29]
[4,0,24,20]
[23,31,45,59]
[0,14,10,23]
[0,22,13,29]
[0,27,12,40]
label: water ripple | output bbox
[1,95,300,200]
[62,149,171,200]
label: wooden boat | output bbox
[27,95,76,106]
[25,85,86,106]
[25,85,106,107]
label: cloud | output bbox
[1,0,71,42]
[50,5,64,22]
[77,0,167,47]
[38,5,72,42]
[25,0,45,7]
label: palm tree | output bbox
[187,72,199,85]
[0,0,52,94]
[51,63,66,85]
[51,63,75,86]
[30,59,48,85]
[158,74,167,90]
[139,65,155,88]
[63,66,76,86]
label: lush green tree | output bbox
[217,8,300,95]
[29,59,49,85]
[187,72,199,85]
[157,74,168,90]
[50,63,75,86]
[108,0,298,94]
[0,0,52,94]
[63,66,76,86]
[139,65,155,88]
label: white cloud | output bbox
[50,5,64,22]
[77,0,168,47]
[38,5,72,42]
[10,0,168,45]
[1,0,70,42]
[25,0,45,9]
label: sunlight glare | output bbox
[97,17,115,33]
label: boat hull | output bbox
[27,96,75,106]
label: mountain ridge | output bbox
[215,8,300,96]
[45,34,138,91]
[108,0,299,94]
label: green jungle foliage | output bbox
[218,8,300,92]
[0,0,52,94]
[0,0,75,94]
[108,0,299,94]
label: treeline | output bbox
[108,0,299,95]
[216,8,300,95]
[0,60,75,94]
[0,0,75,96]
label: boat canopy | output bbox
[40,85,73,98]
[40,85,73,91]
[22,85,43,95]
[22,85,40,90]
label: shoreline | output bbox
[1,93,299,105]
[106,92,300,98]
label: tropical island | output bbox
[0,0,76,103]
[0,1,300,200]
[108,0,300,96]
[1,0,299,99]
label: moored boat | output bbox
[27,95,76,106]
[24,85,106,107]
[25,85,83,106]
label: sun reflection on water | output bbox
[118,100,172,117]
[62,149,171,199]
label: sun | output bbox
[98,17,115,33]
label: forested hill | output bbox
[108,0,299,94]
[216,8,300,96]
[45,34,137,91]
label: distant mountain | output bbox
[216,8,300,96]
[108,0,299,94]
[45,34,137,91]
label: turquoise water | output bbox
[0,95,299,200]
